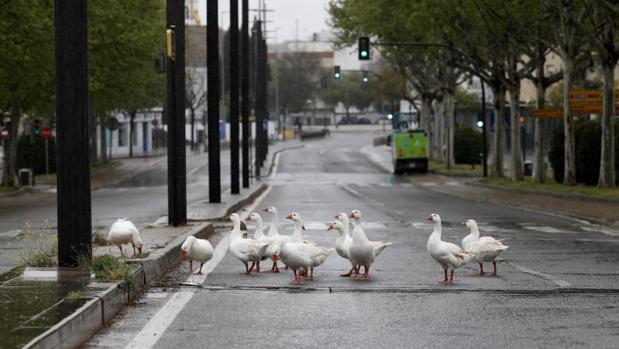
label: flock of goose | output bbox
[176,207,509,285]
[107,208,509,285]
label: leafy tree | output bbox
[274,52,322,119]
[320,72,373,119]
[0,0,54,186]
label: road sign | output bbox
[0,128,8,139]
[568,89,619,104]
[533,109,563,118]
[40,127,53,139]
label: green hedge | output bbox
[16,134,57,176]
[549,120,618,185]
[454,127,483,165]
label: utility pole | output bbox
[208,0,222,203]
[261,37,269,163]
[166,0,187,226]
[254,19,263,177]
[55,0,92,266]
[241,0,250,188]
[230,0,240,194]
[481,79,488,178]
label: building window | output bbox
[118,126,128,147]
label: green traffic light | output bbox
[363,77,369,83]
[361,51,368,58]
[334,73,341,79]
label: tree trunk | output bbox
[190,108,195,152]
[533,73,547,183]
[598,62,616,188]
[562,56,577,185]
[2,111,20,186]
[203,113,208,153]
[420,95,433,160]
[509,85,523,181]
[99,115,107,162]
[434,98,444,161]
[129,111,136,158]
[445,91,455,169]
[491,85,506,178]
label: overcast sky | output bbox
[197,0,332,42]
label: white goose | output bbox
[245,212,280,273]
[107,218,143,258]
[425,213,471,284]
[331,213,355,277]
[262,205,289,272]
[180,236,214,275]
[228,213,271,273]
[279,212,332,283]
[462,219,509,276]
[348,210,392,280]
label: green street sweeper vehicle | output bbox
[390,113,429,174]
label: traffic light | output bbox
[362,71,369,83]
[333,65,341,79]
[358,37,370,60]
[32,119,41,136]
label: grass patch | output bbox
[92,230,108,247]
[89,254,129,281]
[479,177,619,200]
[134,251,150,259]
[18,224,58,267]
[0,266,25,283]
[0,186,19,193]
[66,290,82,301]
[35,160,122,185]
[430,160,482,177]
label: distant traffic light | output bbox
[334,65,341,79]
[362,71,369,83]
[32,119,41,136]
[358,37,370,60]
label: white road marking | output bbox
[400,183,413,188]
[124,186,273,349]
[519,224,573,234]
[446,181,459,186]
[580,225,619,237]
[506,261,572,288]
[420,182,437,186]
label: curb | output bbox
[0,186,27,198]
[467,180,619,205]
[265,143,304,177]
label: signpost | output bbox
[40,127,53,176]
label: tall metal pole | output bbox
[230,0,240,194]
[55,0,92,266]
[208,0,222,202]
[261,38,269,162]
[166,1,187,226]
[254,20,262,177]
[481,78,488,178]
[241,0,250,188]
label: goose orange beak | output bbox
[425,215,433,221]
[181,249,187,257]
[261,207,269,212]
[286,214,293,220]
[348,213,355,218]
[327,223,334,231]
[244,216,251,221]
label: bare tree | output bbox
[186,68,207,153]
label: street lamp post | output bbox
[166,0,187,226]
[241,0,250,188]
[208,0,221,202]
[55,0,92,266]
[481,80,488,178]
[230,0,240,195]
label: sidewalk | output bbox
[0,139,303,349]
[362,144,619,227]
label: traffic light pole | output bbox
[260,38,269,164]
[241,0,250,188]
[208,0,222,202]
[55,0,92,266]
[166,1,187,226]
[254,20,262,178]
[481,80,488,178]
[230,0,240,194]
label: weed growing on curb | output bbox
[66,290,81,301]
[18,223,58,267]
[89,254,129,281]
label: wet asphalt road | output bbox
[0,151,232,273]
[87,132,619,349]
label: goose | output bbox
[330,214,355,277]
[348,210,391,280]
[425,213,471,285]
[180,236,214,275]
[279,212,331,283]
[262,206,289,272]
[462,219,509,276]
[245,212,280,273]
[107,218,143,258]
[228,213,271,273]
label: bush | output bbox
[90,254,129,281]
[454,127,483,165]
[549,120,619,185]
[16,134,57,176]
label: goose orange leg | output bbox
[477,263,485,276]
[439,268,450,285]
[290,269,302,284]
[362,264,370,280]
[340,266,355,277]
[195,262,204,275]
[491,260,497,276]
